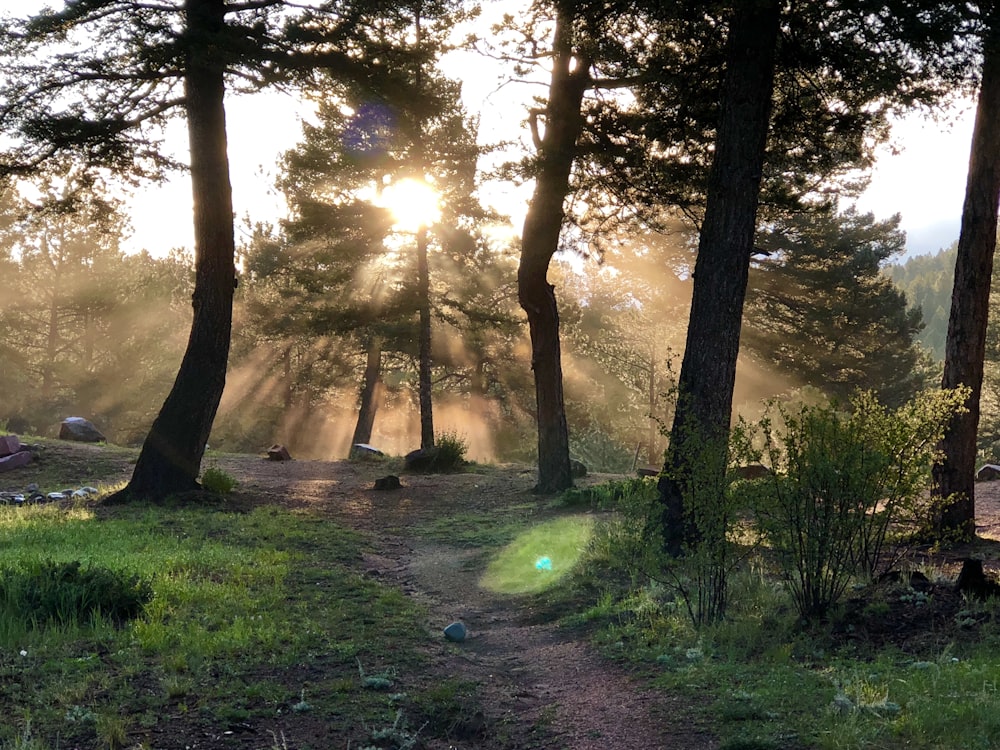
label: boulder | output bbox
[405,447,441,472]
[0,434,21,457]
[977,464,1000,482]
[0,451,32,473]
[351,443,385,459]
[373,475,401,491]
[59,417,105,443]
[735,463,772,481]
[267,444,292,461]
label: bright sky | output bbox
[3,0,982,261]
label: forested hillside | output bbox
[886,243,957,360]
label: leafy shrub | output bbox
[753,388,969,620]
[0,560,153,628]
[654,419,759,627]
[434,432,468,472]
[201,465,238,494]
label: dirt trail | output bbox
[217,456,717,750]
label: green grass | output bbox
[480,515,595,594]
[0,500,446,749]
[560,533,1000,750]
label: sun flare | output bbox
[379,177,441,232]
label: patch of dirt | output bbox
[211,455,717,750]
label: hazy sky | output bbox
[3,0,981,260]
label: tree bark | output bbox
[416,225,435,450]
[350,336,383,452]
[518,9,590,494]
[109,0,235,501]
[658,0,781,555]
[933,19,1000,541]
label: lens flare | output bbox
[480,516,594,595]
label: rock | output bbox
[81,486,99,495]
[0,451,32,473]
[977,463,1000,482]
[636,466,659,477]
[351,443,385,459]
[46,492,67,501]
[72,489,89,499]
[405,447,441,472]
[59,417,105,443]
[267,444,292,461]
[0,434,21,457]
[373,475,401,491]
[570,459,588,478]
[443,621,467,643]
[735,463,772,481]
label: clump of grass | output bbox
[0,559,152,629]
[558,477,657,511]
[201,465,237,494]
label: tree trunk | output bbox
[518,9,590,494]
[109,0,235,501]
[350,336,383,452]
[658,1,781,555]
[416,226,435,450]
[933,20,1000,541]
[647,352,658,465]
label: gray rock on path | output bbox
[59,417,106,443]
[443,621,467,643]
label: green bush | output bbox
[753,388,969,620]
[201,465,238,494]
[434,432,468,472]
[0,560,153,628]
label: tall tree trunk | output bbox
[658,1,781,555]
[647,353,658,465]
[933,19,1000,541]
[350,336,383,452]
[43,287,58,401]
[417,226,435,450]
[110,0,235,501]
[518,9,590,494]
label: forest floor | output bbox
[207,453,718,750]
[8,441,1000,749]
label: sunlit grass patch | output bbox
[480,516,594,594]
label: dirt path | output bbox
[215,456,717,750]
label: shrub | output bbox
[653,420,759,627]
[753,388,969,620]
[201,465,238,494]
[0,559,153,628]
[434,432,468,472]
